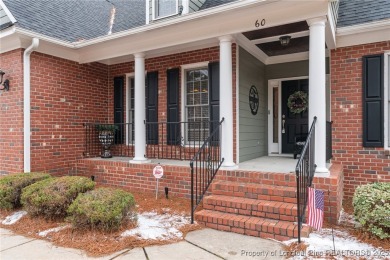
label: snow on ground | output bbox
[38,225,70,237]
[121,211,190,240]
[1,211,27,225]
[283,228,390,259]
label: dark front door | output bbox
[281,79,308,154]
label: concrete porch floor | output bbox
[89,155,299,174]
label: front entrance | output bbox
[267,77,309,155]
[281,79,308,154]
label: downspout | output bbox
[24,38,39,172]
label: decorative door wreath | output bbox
[287,91,308,114]
[249,85,259,115]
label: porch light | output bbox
[279,35,291,47]
[0,69,10,91]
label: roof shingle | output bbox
[337,0,390,27]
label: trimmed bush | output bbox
[21,176,95,219]
[353,182,390,239]
[67,188,136,231]
[0,173,51,209]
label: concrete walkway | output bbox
[0,228,285,260]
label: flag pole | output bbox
[328,189,336,253]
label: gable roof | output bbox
[2,0,145,43]
[337,0,390,27]
[2,0,238,43]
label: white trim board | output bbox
[336,19,390,48]
[384,52,390,150]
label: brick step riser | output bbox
[216,171,297,187]
[203,203,298,222]
[195,210,310,241]
[211,189,297,203]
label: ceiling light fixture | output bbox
[279,35,291,46]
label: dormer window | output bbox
[153,0,178,20]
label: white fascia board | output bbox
[15,28,76,48]
[0,0,17,23]
[336,19,390,48]
[79,0,328,63]
[0,24,15,39]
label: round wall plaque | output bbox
[249,85,259,115]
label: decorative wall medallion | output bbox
[249,85,259,115]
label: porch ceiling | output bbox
[238,20,331,63]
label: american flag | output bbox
[307,187,324,230]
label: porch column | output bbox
[219,35,236,167]
[131,52,149,163]
[307,17,328,174]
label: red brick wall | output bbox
[109,45,238,162]
[2,45,238,176]
[29,52,109,175]
[76,158,343,223]
[0,49,24,174]
[330,41,390,198]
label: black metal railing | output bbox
[84,122,134,158]
[295,116,317,243]
[326,121,333,161]
[145,121,219,160]
[190,118,224,223]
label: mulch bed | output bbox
[0,188,203,257]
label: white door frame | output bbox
[267,76,309,155]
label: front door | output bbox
[281,79,308,154]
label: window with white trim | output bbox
[185,67,209,143]
[153,0,178,20]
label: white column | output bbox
[307,17,328,174]
[219,35,236,168]
[130,53,150,163]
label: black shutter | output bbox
[114,76,124,144]
[363,54,384,147]
[146,71,159,144]
[208,62,220,145]
[167,68,180,145]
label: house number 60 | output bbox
[255,19,266,28]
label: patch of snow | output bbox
[121,211,190,240]
[2,211,27,225]
[283,229,390,259]
[338,209,361,228]
[38,225,70,237]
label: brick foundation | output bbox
[75,158,343,223]
[330,41,390,198]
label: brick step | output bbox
[211,180,297,203]
[203,195,298,222]
[195,209,310,241]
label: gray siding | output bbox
[239,47,267,162]
[189,0,206,12]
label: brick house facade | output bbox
[0,0,389,240]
